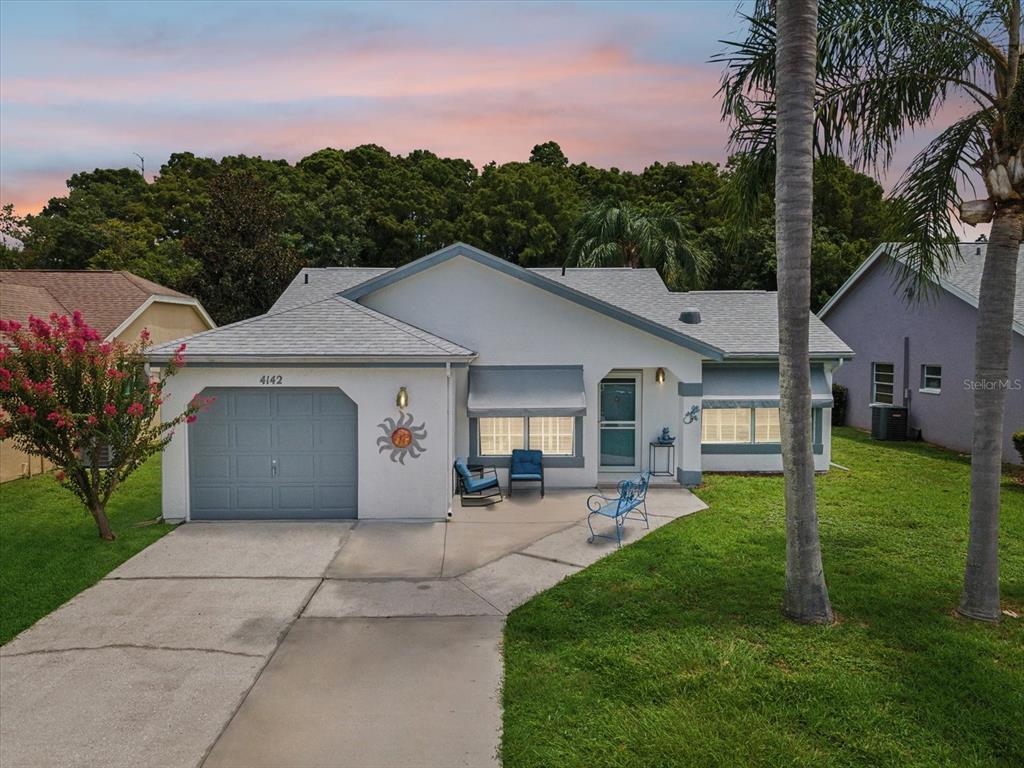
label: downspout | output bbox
[903,335,912,426]
[446,362,453,519]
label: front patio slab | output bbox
[441,520,575,576]
[202,616,503,768]
[326,521,446,578]
[108,521,352,578]
[458,553,581,615]
[0,646,264,768]
[306,578,501,617]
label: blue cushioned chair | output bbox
[453,456,503,506]
[509,449,544,497]
[586,472,650,547]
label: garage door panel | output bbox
[277,392,315,417]
[318,391,357,416]
[277,454,316,479]
[235,422,272,450]
[318,422,356,450]
[233,391,272,418]
[189,387,357,520]
[192,486,232,512]
[192,456,231,480]
[192,423,230,449]
[318,452,357,478]
[278,422,315,450]
[236,485,275,510]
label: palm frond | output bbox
[886,107,992,299]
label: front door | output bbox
[599,374,640,471]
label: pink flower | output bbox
[99,342,112,355]
[127,402,144,417]
[67,338,86,354]
[186,414,198,424]
[16,404,36,418]
[86,414,98,425]
[72,310,84,327]
[55,471,65,482]
[103,403,117,417]
[139,328,151,342]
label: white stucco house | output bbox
[149,243,852,521]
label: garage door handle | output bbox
[271,458,278,477]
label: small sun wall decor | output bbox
[377,412,427,464]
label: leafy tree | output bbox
[529,141,569,168]
[457,161,582,266]
[0,313,207,540]
[183,169,301,324]
[568,201,708,289]
[720,0,1023,622]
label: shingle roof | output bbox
[148,296,474,362]
[270,268,392,312]
[0,269,194,338]
[819,243,1024,336]
[533,269,852,357]
[279,257,851,359]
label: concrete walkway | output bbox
[0,488,706,768]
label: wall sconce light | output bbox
[655,367,666,384]
[396,386,409,410]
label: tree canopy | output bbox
[1,142,896,324]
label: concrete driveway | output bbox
[0,489,706,768]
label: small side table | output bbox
[648,441,675,477]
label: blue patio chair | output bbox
[509,449,544,497]
[586,472,650,547]
[453,456,503,506]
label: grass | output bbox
[0,458,172,644]
[502,429,1023,768]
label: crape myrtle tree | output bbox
[0,313,211,540]
[719,0,1023,621]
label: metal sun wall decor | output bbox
[377,412,427,463]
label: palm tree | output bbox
[568,201,707,288]
[719,0,1022,622]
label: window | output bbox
[477,416,576,456]
[702,408,752,443]
[478,417,524,456]
[754,407,781,443]
[920,364,942,393]
[872,362,895,404]
[528,417,575,456]
[702,407,781,444]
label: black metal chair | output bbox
[453,456,503,506]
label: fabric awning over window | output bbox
[702,364,833,409]
[467,366,587,417]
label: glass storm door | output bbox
[599,376,640,470]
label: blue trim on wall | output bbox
[468,415,585,468]
[701,442,824,456]
[676,468,703,486]
[678,382,703,396]
[152,361,464,369]
[339,242,726,359]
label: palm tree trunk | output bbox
[960,203,1023,621]
[775,0,834,624]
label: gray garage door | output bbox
[188,387,357,520]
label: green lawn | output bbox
[502,429,1023,768]
[0,458,171,644]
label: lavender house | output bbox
[820,242,1023,464]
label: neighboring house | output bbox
[0,269,215,482]
[149,243,850,522]
[819,242,1024,464]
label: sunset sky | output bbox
[0,0,962,217]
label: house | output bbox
[819,242,1024,464]
[148,243,851,521]
[0,269,215,482]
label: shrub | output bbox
[1013,430,1024,465]
[831,383,848,426]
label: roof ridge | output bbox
[331,296,470,355]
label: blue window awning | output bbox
[702,364,833,409]
[468,366,586,417]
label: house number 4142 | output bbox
[259,375,284,385]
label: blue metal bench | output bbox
[586,473,650,547]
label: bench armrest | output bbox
[587,493,618,513]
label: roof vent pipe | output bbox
[561,264,566,276]
[679,308,701,324]
[304,272,309,284]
